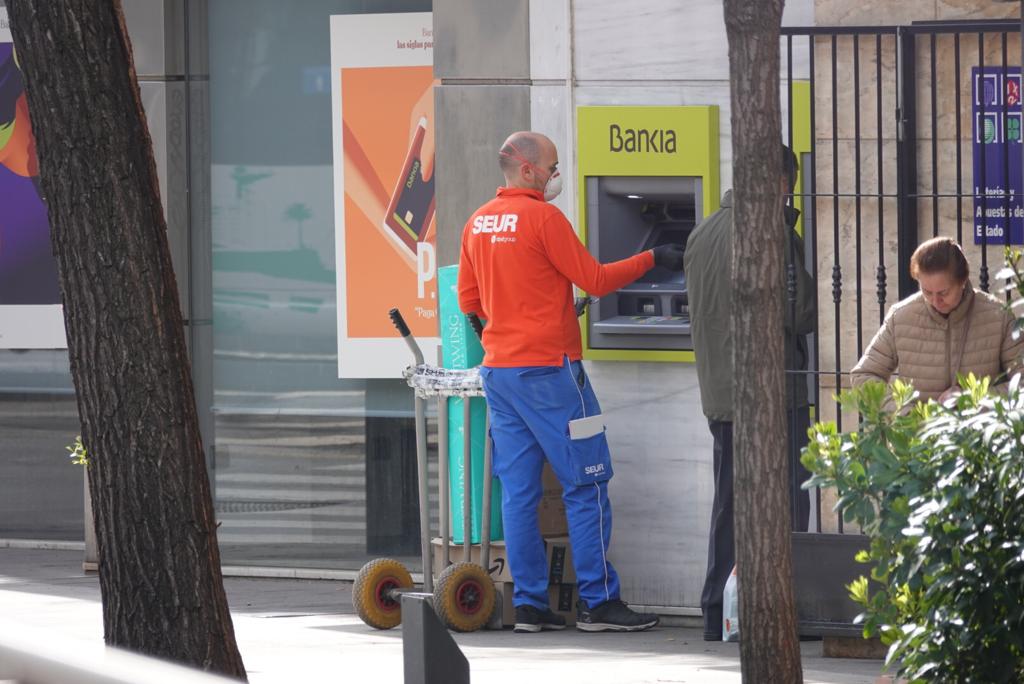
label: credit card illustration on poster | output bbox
[383,116,436,257]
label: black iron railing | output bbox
[780,20,1021,533]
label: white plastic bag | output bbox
[722,565,739,642]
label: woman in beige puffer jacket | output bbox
[851,236,1024,401]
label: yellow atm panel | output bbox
[577,106,719,363]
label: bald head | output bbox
[498,131,557,188]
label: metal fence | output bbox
[781,19,1022,533]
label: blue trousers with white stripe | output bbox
[480,358,621,610]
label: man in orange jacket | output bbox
[458,131,685,633]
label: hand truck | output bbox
[352,309,497,632]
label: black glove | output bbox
[652,244,685,271]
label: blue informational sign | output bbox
[973,66,1023,245]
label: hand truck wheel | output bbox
[433,561,497,633]
[353,558,413,630]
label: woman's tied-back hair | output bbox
[910,236,970,282]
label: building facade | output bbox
[1,0,1018,616]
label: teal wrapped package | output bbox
[438,264,503,544]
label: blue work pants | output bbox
[480,358,620,611]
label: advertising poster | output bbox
[0,8,64,348]
[330,12,438,378]
[972,66,1023,246]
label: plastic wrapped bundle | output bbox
[402,364,486,398]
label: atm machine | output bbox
[576,105,718,360]
[584,176,702,352]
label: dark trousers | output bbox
[700,407,812,636]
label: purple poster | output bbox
[0,40,60,305]
[972,66,1023,245]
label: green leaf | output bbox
[848,576,870,606]
[66,435,89,468]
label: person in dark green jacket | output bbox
[683,144,816,641]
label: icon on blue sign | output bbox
[984,79,998,106]
[1008,77,1022,107]
[1009,116,1022,143]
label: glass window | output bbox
[207,0,433,570]
[0,350,82,540]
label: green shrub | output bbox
[803,376,1024,682]
[67,435,89,467]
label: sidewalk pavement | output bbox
[0,548,886,684]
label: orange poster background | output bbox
[342,65,437,338]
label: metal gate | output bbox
[781,20,1022,534]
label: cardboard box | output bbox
[498,582,578,627]
[538,462,569,538]
[431,538,513,583]
[544,536,575,584]
[431,535,574,586]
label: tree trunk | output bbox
[723,0,804,681]
[6,2,247,678]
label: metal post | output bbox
[876,33,888,325]
[437,348,450,570]
[480,412,493,572]
[830,34,845,534]
[415,394,432,594]
[1002,31,1012,302]
[979,31,990,292]
[808,31,824,533]
[438,394,450,570]
[896,26,919,300]
[955,32,964,245]
[462,399,472,563]
[853,33,864,356]
[785,32,799,534]
[930,32,939,239]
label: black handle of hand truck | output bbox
[389,308,411,338]
[467,314,484,340]
[574,296,594,318]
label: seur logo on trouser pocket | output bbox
[566,416,614,486]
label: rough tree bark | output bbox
[7,1,246,678]
[723,0,804,681]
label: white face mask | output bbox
[542,170,563,202]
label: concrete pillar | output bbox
[432,0,532,267]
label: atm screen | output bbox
[585,175,701,351]
[637,224,690,284]
[644,227,688,249]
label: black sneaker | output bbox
[513,604,567,633]
[576,599,659,632]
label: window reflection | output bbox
[208,0,432,569]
